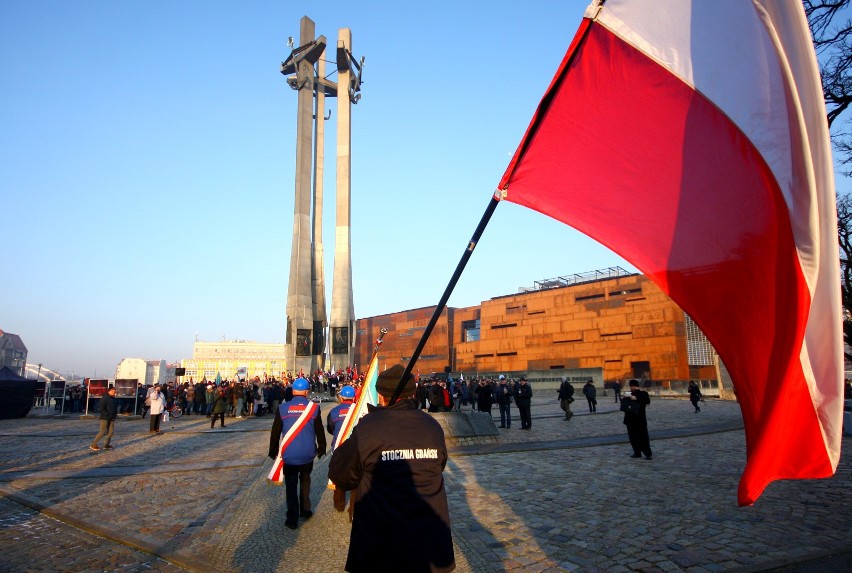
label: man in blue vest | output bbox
[267,377,326,529]
[327,384,356,512]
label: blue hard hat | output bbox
[340,385,356,399]
[293,378,310,391]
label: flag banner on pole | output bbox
[334,353,379,450]
[327,353,380,491]
[498,0,843,506]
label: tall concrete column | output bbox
[329,28,356,371]
[312,54,328,372]
[285,16,319,376]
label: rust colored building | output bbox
[354,271,717,383]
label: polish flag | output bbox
[499,0,843,506]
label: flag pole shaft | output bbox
[372,329,388,359]
[390,193,501,405]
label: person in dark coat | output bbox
[558,378,575,420]
[582,379,597,413]
[210,389,228,429]
[90,386,118,451]
[494,375,513,428]
[687,380,702,413]
[514,377,533,429]
[623,379,652,459]
[428,381,444,413]
[329,364,455,573]
[476,379,493,415]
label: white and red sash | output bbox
[267,401,318,484]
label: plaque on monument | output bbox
[296,329,312,356]
[332,327,349,355]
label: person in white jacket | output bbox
[148,385,166,434]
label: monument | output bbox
[281,18,363,376]
[330,28,361,373]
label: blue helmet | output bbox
[293,378,310,391]
[340,385,356,399]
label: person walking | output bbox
[515,377,533,430]
[582,379,597,413]
[148,385,166,434]
[688,380,702,413]
[612,380,622,403]
[267,377,326,530]
[89,386,118,451]
[622,379,652,459]
[327,384,356,514]
[329,364,455,573]
[210,388,228,429]
[494,375,513,428]
[558,377,575,421]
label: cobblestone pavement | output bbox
[0,496,183,573]
[0,397,849,572]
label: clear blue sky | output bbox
[4,0,636,378]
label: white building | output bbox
[115,358,168,387]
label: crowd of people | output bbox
[133,370,366,421]
[411,375,535,428]
[79,367,671,571]
[79,367,665,463]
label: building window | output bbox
[462,319,480,342]
[685,314,716,365]
[576,292,605,302]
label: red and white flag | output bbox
[499,0,843,506]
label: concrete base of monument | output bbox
[430,411,499,447]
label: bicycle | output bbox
[165,403,183,419]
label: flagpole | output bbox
[390,192,501,405]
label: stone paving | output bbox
[0,396,848,572]
[0,496,182,573]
